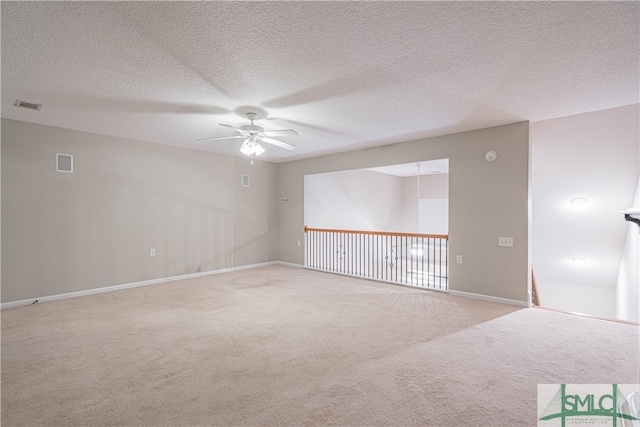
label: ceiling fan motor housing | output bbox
[242,125,263,133]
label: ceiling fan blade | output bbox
[262,129,298,137]
[196,135,245,142]
[261,137,297,151]
[219,123,246,133]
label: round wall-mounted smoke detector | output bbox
[485,150,498,161]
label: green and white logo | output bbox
[538,384,640,427]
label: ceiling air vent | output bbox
[15,99,42,111]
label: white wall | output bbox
[531,105,638,317]
[616,176,640,322]
[542,281,617,319]
[305,169,403,231]
[305,169,449,236]
[401,173,449,233]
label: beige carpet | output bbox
[2,265,639,426]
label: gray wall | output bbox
[2,119,278,303]
[2,119,530,304]
[278,122,531,302]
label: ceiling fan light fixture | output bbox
[198,112,297,154]
[569,197,588,208]
[240,140,265,157]
[254,143,265,156]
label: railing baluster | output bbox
[339,231,341,273]
[333,232,336,273]
[342,232,346,274]
[350,232,353,276]
[384,234,386,280]
[438,237,442,290]
[322,231,325,271]
[376,234,378,280]
[377,234,380,280]
[339,232,343,273]
[433,237,437,288]
[431,237,435,288]
[389,234,392,282]
[410,235,414,285]
[308,230,311,268]
[420,236,425,288]
[404,236,408,284]
[303,226,448,291]
[394,235,397,283]
[359,233,363,277]
[349,232,353,275]
[445,239,448,290]
[312,230,315,269]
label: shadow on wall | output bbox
[1,118,276,303]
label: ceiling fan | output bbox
[197,112,298,162]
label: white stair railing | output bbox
[304,226,448,290]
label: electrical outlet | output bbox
[456,255,463,264]
[297,240,301,247]
[498,237,514,247]
[150,248,156,257]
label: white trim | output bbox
[274,261,304,269]
[56,153,73,173]
[2,262,527,310]
[1,261,282,309]
[448,289,529,307]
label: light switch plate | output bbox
[498,237,514,247]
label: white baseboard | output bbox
[274,261,304,269]
[1,261,292,310]
[448,289,530,307]
[3,262,527,309]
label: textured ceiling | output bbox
[1,1,638,162]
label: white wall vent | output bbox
[56,153,73,173]
[241,174,250,187]
[15,99,42,111]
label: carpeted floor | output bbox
[2,265,639,426]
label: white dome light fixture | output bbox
[569,197,588,208]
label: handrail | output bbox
[304,224,448,290]
[304,225,448,240]
[531,268,541,306]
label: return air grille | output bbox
[15,100,42,111]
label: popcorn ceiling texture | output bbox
[1,1,638,161]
